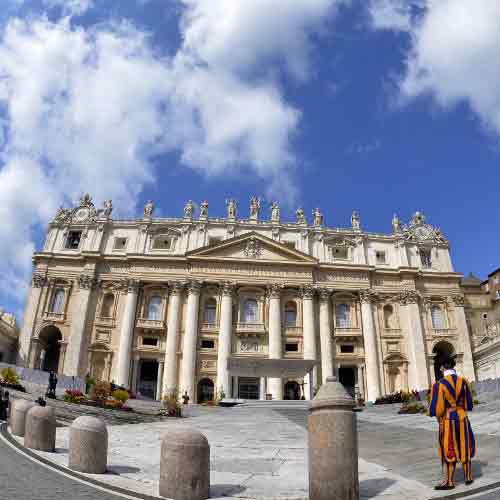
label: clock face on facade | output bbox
[74,208,89,221]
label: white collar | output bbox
[443,369,456,377]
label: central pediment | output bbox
[186,232,318,265]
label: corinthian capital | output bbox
[78,273,98,290]
[318,288,332,303]
[32,272,47,288]
[219,282,236,297]
[299,284,316,299]
[452,294,466,307]
[359,289,378,304]
[169,281,184,296]
[186,280,202,295]
[398,289,420,305]
[126,279,141,294]
[267,283,284,299]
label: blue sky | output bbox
[0,0,498,318]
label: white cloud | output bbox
[369,0,413,31]
[43,0,94,17]
[370,0,500,135]
[0,1,345,309]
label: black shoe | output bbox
[465,479,474,486]
[434,484,455,490]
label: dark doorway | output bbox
[138,360,158,399]
[284,381,301,400]
[197,378,215,403]
[339,367,356,397]
[238,377,259,400]
[433,342,455,381]
[38,326,62,372]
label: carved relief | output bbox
[187,280,202,295]
[398,289,420,305]
[244,237,262,258]
[32,273,47,288]
[240,340,260,352]
[451,295,466,307]
[359,289,378,304]
[220,282,236,297]
[78,274,98,290]
[267,283,284,298]
[318,288,332,303]
[300,284,315,299]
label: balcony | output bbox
[136,318,165,330]
[334,327,362,338]
[201,322,219,332]
[283,326,303,336]
[95,316,115,327]
[236,322,266,335]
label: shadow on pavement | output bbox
[107,465,142,475]
[360,477,396,498]
[210,484,247,497]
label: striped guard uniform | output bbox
[429,373,476,464]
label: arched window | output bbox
[383,304,394,329]
[147,295,162,320]
[431,305,445,330]
[51,288,65,314]
[204,298,217,324]
[243,298,258,323]
[335,303,351,328]
[100,293,114,318]
[284,301,297,326]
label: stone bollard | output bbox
[69,416,108,473]
[24,405,56,452]
[10,399,36,437]
[308,376,359,500]
[160,429,210,500]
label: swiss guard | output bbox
[429,355,476,490]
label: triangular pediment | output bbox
[186,232,318,265]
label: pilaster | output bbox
[217,282,235,398]
[318,288,334,383]
[267,283,283,399]
[163,282,183,397]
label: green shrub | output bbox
[112,389,129,404]
[1,367,19,385]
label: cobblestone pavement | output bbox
[0,428,130,500]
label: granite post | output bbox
[309,376,359,500]
[160,428,209,500]
[24,406,56,452]
[9,399,36,437]
[69,416,108,473]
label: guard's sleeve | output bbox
[464,380,474,411]
[429,382,445,418]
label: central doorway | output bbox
[238,377,260,400]
[339,367,356,397]
[197,378,215,403]
[38,326,62,372]
[138,360,158,399]
[433,341,455,381]
[284,381,301,400]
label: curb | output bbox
[0,422,163,500]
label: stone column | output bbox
[302,285,317,400]
[357,364,365,400]
[318,289,334,384]
[57,341,68,374]
[115,279,140,388]
[64,274,96,377]
[180,281,201,402]
[359,290,382,402]
[452,295,476,381]
[131,357,140,394]
[163,282,183,397]
[156,361,164,400]
[267,284,283,400]
[217,282,234,398]
[399,291,430,391]
[259,377,266,400]
[18,273,46,367]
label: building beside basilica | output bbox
[17,195,476,402]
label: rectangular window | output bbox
[420,249,432,268]
[65,231,82,249]
[153,237,174,250]
[340,345,354,354]
[201,339,215,349]
[375,251,386,264]
[331,246,348,260]
[283,241,296,249]
[142,337,158,347]
[285,343,299,352]
[113,237,127,251]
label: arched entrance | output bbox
[433,341,455,381]
[339,367,356,397]
[38,326,62,372]
[197,378,214,403]
[284,381,301,400]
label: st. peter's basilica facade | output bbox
[17,195,475,402]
